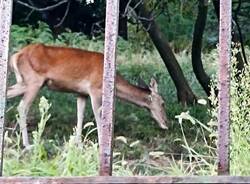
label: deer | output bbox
[7,43,168,148]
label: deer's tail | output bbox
[9,52,23,84]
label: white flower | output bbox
[86,0,94,4]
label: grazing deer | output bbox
[7,43,168,147]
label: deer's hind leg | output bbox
[18,85,41,147]
[17,74,45,147]
[7,83,26,99]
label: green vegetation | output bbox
[4,23,250,176]
[230,48,250,175]
[4,97,132,176]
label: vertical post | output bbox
[99,0,119,176]
[218,0,231,175]
[0,0,13,176]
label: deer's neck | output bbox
[116,75,151,108]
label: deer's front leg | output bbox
[76,96,87,143]
[90,92,102,145]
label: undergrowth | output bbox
[4,97,133,176]
[4,23,250,176]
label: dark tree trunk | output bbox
[119,0,128,40]
[130,0,196,104]
[192,0,211,96]
[212,0,244,71]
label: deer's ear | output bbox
[149,78,158,93]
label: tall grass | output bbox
[170,48,250,176]
[5,23,250,176]
[229,49,250,175]
[4,97,133,176]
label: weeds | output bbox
[5,23,250,176]
[229,49,250,175]
[4,97,133,176]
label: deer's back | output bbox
[17,44,105,93]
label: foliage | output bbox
[6,23,250,176]
[174,109,217,175]
[6,23,212,176]
[172,48,250,176]
[12,0,250,53]
[229,48,250,175]
[10,22,54,53]
[155,0,197,51]
[4,97,133,176]
[8,22,209,143]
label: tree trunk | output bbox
[192,0,211,96]
[130,0,196,104]
[119,0,128,40]
[212,0,244,71]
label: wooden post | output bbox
[218,0,232,175]
[0,0,13,176]
[99,0,120,176]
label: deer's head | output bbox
[148,78,168,129]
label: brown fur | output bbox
[7,43,168,147]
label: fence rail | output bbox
[0,0,238,180]
[0,176,250,184]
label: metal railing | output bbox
[0,0,247,182]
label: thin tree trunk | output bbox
[130,0,196,104]
[192,0,211,96]
[212,0,244,71]
[119,0,128,40]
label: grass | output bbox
[4,23,250,176]
[5,23,215,176]
[4,95,216,176]
[7,23,211,141]
[4,97,133,176]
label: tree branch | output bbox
[15,0,68,11]
[54,0,71,28]
[233,0,248,64]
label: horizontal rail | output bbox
[0,176,250,184]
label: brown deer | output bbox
[7,43,168,147]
